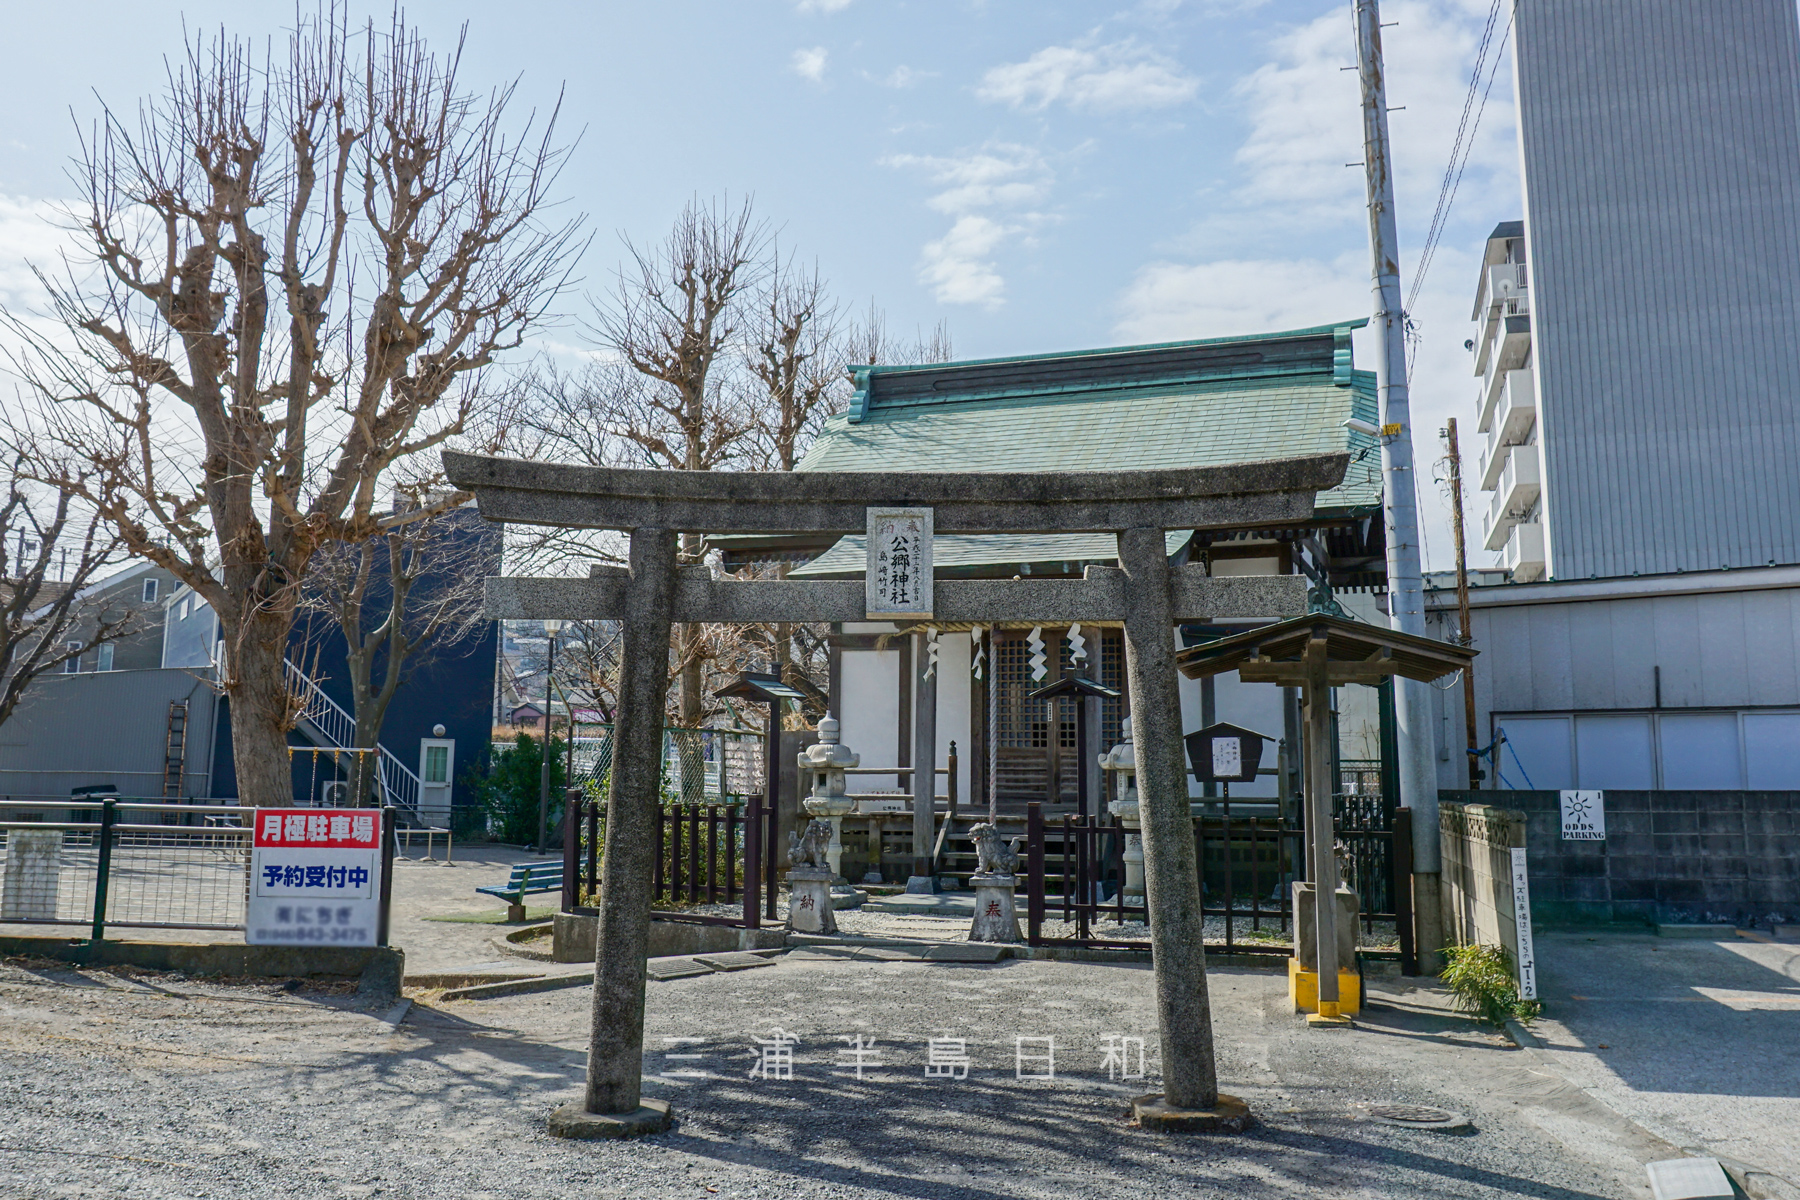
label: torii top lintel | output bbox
[441,451,1349,535]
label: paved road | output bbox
[1524,930,1800,1199]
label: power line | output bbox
[1406,2,1513,316]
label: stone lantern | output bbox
[1099,717,1145,908]
[797,715,858,884]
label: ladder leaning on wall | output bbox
[162,700,188,798]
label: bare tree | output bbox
[843,300,954,370]
[299,490,498,803]
[591,196,768,732]
[744,253,843,472]
[0,10,581,806]
[0,465,136,729]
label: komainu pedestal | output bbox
[788,865,837,934]
[970,872,1022,943]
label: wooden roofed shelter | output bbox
[445,447,1346,1131]
[1176,613,1475,1023]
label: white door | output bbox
[419,738,455,826]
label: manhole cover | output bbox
[1363,1103,1469,1130]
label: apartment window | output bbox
[141,578,158,603]
[423,744,449,783]
[96,642,114,672]
[62,642,82,673]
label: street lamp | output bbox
[536,619,563,853]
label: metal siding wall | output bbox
[1516,1,1800,577]
[0,669,217,798]
[1468,586,1800,735]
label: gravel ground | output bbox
[0,950,1667,1200]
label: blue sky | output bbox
[0,0,1521,569]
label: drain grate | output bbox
[1363,1103,1470,1130]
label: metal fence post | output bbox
[1394,806,1416,976]
[561,787,581,912]
[377,805,397,948]
[89,798,117,945]
[743,793,762,929]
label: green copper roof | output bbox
[788,321,1381,575]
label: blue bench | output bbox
[477,860,563,920]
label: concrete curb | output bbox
[441,972,591,1001]
[0,935,404,989]
[1502,1016,1544,1049]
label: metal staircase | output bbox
[284,658,422,821]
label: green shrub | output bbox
[473,733,567,846]
[1440,942,1541,1027]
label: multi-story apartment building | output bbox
[1469,221,1539,580]
[1434,0,1800,797]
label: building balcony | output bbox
[1474,313,1532,397]
[1472,263,1530,373]
[1500,520,1546,582]
[1482,443,1541,551]
[1477,366,1536,443]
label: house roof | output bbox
[787,322,1381,576]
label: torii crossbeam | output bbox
[445,449,1347,1135]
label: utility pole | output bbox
[1444,419,1480,789]
[1355,0,1443,962]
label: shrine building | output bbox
[716,322,1394,845]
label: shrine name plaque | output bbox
[866,508,933,620]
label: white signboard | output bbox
[866,508,933,619]
[247,808,383,946]
[1559,790,1606,840]
[1509,846,1537,1000]
[1211,737,1242,779]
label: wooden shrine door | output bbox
[991,627,1126,815]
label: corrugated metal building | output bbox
[1512,0,1800,579]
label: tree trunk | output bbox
[231,621,297,809]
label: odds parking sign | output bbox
[247,809,383,946]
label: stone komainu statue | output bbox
[968,822,1021,876]
[787,818,832,869]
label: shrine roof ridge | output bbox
[442,450,1349,535]
[845,320,1368,423]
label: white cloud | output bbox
[1114,255,1369,344]
[920,216,1015,309]
[871,65,933,89]
[978,40,1199,112]
[796,0,852,12]
[791,46,829,83]
[1232,1,1516,227]
[1106,2,1520,571]
[883,144,1052,308]
[885,146,1051,216]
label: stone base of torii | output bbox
[445,449,1348,1135]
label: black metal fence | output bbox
[1022,797,1414,971]
[562,794,772,928]
[0,798,397,942]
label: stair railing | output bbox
[284,658,422,819]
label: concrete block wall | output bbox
[1440,790,1799,926]
[1439,803,1527,962]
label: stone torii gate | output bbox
[444,449,1346,1136]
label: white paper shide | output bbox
[866,508,933,619]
